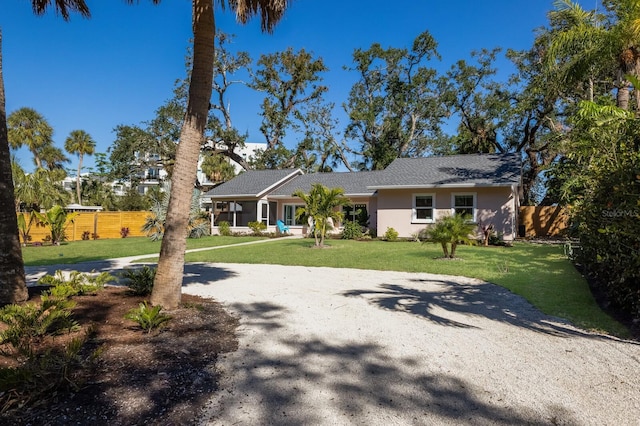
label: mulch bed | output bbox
[0,287,239,425]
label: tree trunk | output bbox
[76,153,83,205]
[450,242,457,258]
[150,0,214,309]
[0,29,28,305]
[617,83,630,110]
[440,242,449,258]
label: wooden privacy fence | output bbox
[518,206,569,238]
[21,211,151,243]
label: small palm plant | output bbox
[121,266,156,296]
[293,183,350,247]
[124,302,171,333]
[424,214,476,258]
[33,205,78,245]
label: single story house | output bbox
[202,153,521,240]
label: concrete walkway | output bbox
[24,235,302,285]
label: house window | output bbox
[284,204,305,226]
[343,204,368,226]
[412,194,435,223]
[452,193,476,221]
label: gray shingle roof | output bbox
[269,171,385,197]
[203,154,520,199]
[371,153,520,188]
[203,169,301,198]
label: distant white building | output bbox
[62,143,266,208]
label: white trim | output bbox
[256,169,304,198]
[451,192,477,222]
[412,193,435,224]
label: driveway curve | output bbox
[181,263,640,426]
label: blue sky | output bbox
[3,0,575,173]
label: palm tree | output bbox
[293,183,350,247]
[7,107,54,169]
[547,0,640,110]
[0,1,89,305]
[0,30,29,304]
[65,129,96,205]
[12,164,67,212]
[200,152,235,184]
[151,0,291,309]
[424,214,476,259]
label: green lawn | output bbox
[182,238,629,337]
[21,235,266,266]
[22,236,629,337]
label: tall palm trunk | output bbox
[0,29,28,305]
[150,0,214,309]
[76,153,83,204]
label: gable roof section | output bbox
[269,171,385,197]
[204,169,302,198]
[370,153,521,189]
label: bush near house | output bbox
[424,214,475,258]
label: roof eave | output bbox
[256,169,304,198]
[203,194,259,199]
[368,182,518,190]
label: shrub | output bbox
[121,266,156,296]
[81,231,91,241]
[424,214,476,258]
[0,298,79,358]
[342,221,363,240]
[248,221,267,236]
[91,233,99,240]
[218,221,231,236]
[120,227,130,238]
[125,302,171,333]
[0,308,89,413]
[384,227,399,241]
[38,270,116,297]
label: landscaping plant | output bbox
[384,227,399,242]
[218,221,232,236]
[121,266,156,296]
[248,221,267,236]
[342,220,363,240]
[293,183,350,247]
[33,205,78,245]
[125,302,172,333]
[0,297,89,412]
[37,270,116,297]
[424,214,476,258]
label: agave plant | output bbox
[142,181,210,241]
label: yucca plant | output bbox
[124,302,171,333]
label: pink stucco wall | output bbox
[376,187,517,240]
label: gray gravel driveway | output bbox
[181,263,640,426]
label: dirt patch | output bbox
[0,287,239,425]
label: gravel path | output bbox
[25,254,640,425]
[180,263,640,426]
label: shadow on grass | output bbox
[204,301,574,425]
[342,279,625,341]
[25,261,238,288]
